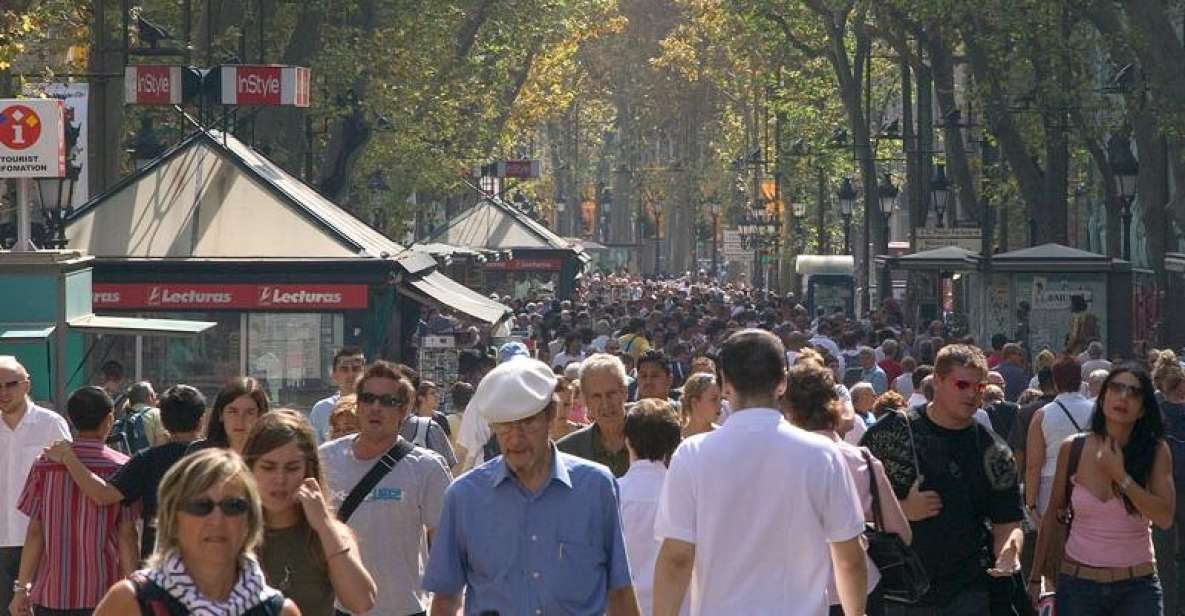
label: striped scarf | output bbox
[144,551,280,616]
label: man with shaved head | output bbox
[0,356,71,612]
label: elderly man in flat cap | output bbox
[423,358,640,616]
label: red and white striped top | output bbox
[16,439,137,609]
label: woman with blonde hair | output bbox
[679,372,720,437]
[327,394,359,440]
[93,448,299,615]
[1029,349,1056,390]
[244,410,375,615]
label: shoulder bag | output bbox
[1037,434,1086,582]
[862,442,931,604]
[337,437,415,523]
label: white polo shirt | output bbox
[1,401,71,546]
[655,408,865,615]
[619,460,688,616]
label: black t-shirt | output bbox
[110,442,190,521]
[861,406,1024,607]
[1007,394,1055,454]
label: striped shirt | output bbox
[16,439,136,609]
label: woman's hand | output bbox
[295,478,333,533]
[1096,436,1128,483]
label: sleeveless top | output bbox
[258,524,335,616]
[1064,477,1155,568]
[130,572,284,616]
[1039,394,1093,479]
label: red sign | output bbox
[483,258,563,272]
[496,159,540,179]
[0,104,41,150]
[124,66,192,105]
[92,283,369,310]
[220,65,310,107]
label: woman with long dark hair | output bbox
[1031,364,1175,614]
[188,377,271,454]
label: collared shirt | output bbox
[423,448,632,616]
[308,393,340,444]
[655,408,865,615]
[17,439,135,609]
[619,460,685,616]
[556,423,630,477]
[1,401,71,547]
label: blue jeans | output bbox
[1055,573,1163,616]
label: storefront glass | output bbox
[246,312,342,410]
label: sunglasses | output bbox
[0,379,28,391]
[1107,381,1144,399]
[180,496,250,517]
[357,391,407,407]
[953,379,988,393]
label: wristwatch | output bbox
[12,580,30,593]
[1118,475,1134,494]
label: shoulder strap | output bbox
[337,437,415,523]
[1054,400,1082,432]
[861,449,885,532]
[1061,435,1087,515]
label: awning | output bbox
[67,314,217,337]
[0,324,56,342]
[401,271,511,326]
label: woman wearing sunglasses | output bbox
[93,448,299,615]
[188,377,272,455]
[1031,365,1175,615]
[244,410,376,615]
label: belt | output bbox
[1060,559,1157,583]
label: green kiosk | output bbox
[0,251,214,409]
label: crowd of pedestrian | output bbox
[1,270,1183,615]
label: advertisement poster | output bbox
[22,82,88,207]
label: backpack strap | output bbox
[129,572,186,616]
[412,417,429,448]
[337,437,415,523]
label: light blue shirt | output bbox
[308,393,339,444]
[423,448,633,615]
[862,366,888,395]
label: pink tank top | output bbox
[1064,477,1154,567]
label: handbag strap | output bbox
[861,449,886,532]
[1061,434,1087,522]
[1054,400,1083,432]
[337,437,415,523]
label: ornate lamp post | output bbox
[930,164,950,226]
[1108,134,1139,261]
[837,177,856,254]
[708,202,722,277]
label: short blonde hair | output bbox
[934,344,988,378]
[153,448,263,566]
[680,373,717,422]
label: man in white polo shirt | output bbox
[652,330,867,616]
[0,356,71,612]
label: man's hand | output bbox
[9,587,31,616]
[42,440,72,464]
[901,476,942,521]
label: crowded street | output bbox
[6,1,1185,615]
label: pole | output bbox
[14,178,34,251]
[843,216,852,255]
[655,211,662,275]
[817,167,826,253]
[1122,200,1133,261]
[711,213,719,277]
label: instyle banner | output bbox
[93,283,369,310]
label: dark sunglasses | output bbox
[1107,381,1144,399]
[357,391,407,407]
[180,496,250,517]
[953,379,988,392]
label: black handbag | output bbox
[862,424,931,603]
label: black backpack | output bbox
[107,407,152,455]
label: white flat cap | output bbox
[475,358,558,424]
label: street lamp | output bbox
[837,177,856,254]
[599,186,613,244]
[1108,134,1139,261]
[35,172,78,249]
[930,164,950,226]
[878,172,898,217]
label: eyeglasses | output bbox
[953,379,988,393]
[0,379,29,391]
[180,496,250,517]
[1107,381,1144,399]
[491,412,550,436]
[357,391,407,407]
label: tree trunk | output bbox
[924,34,978,225]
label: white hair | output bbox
[0,356,28,377]
[850,382,876,400]
[579,353,628,387]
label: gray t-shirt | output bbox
[320,436,453,615]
